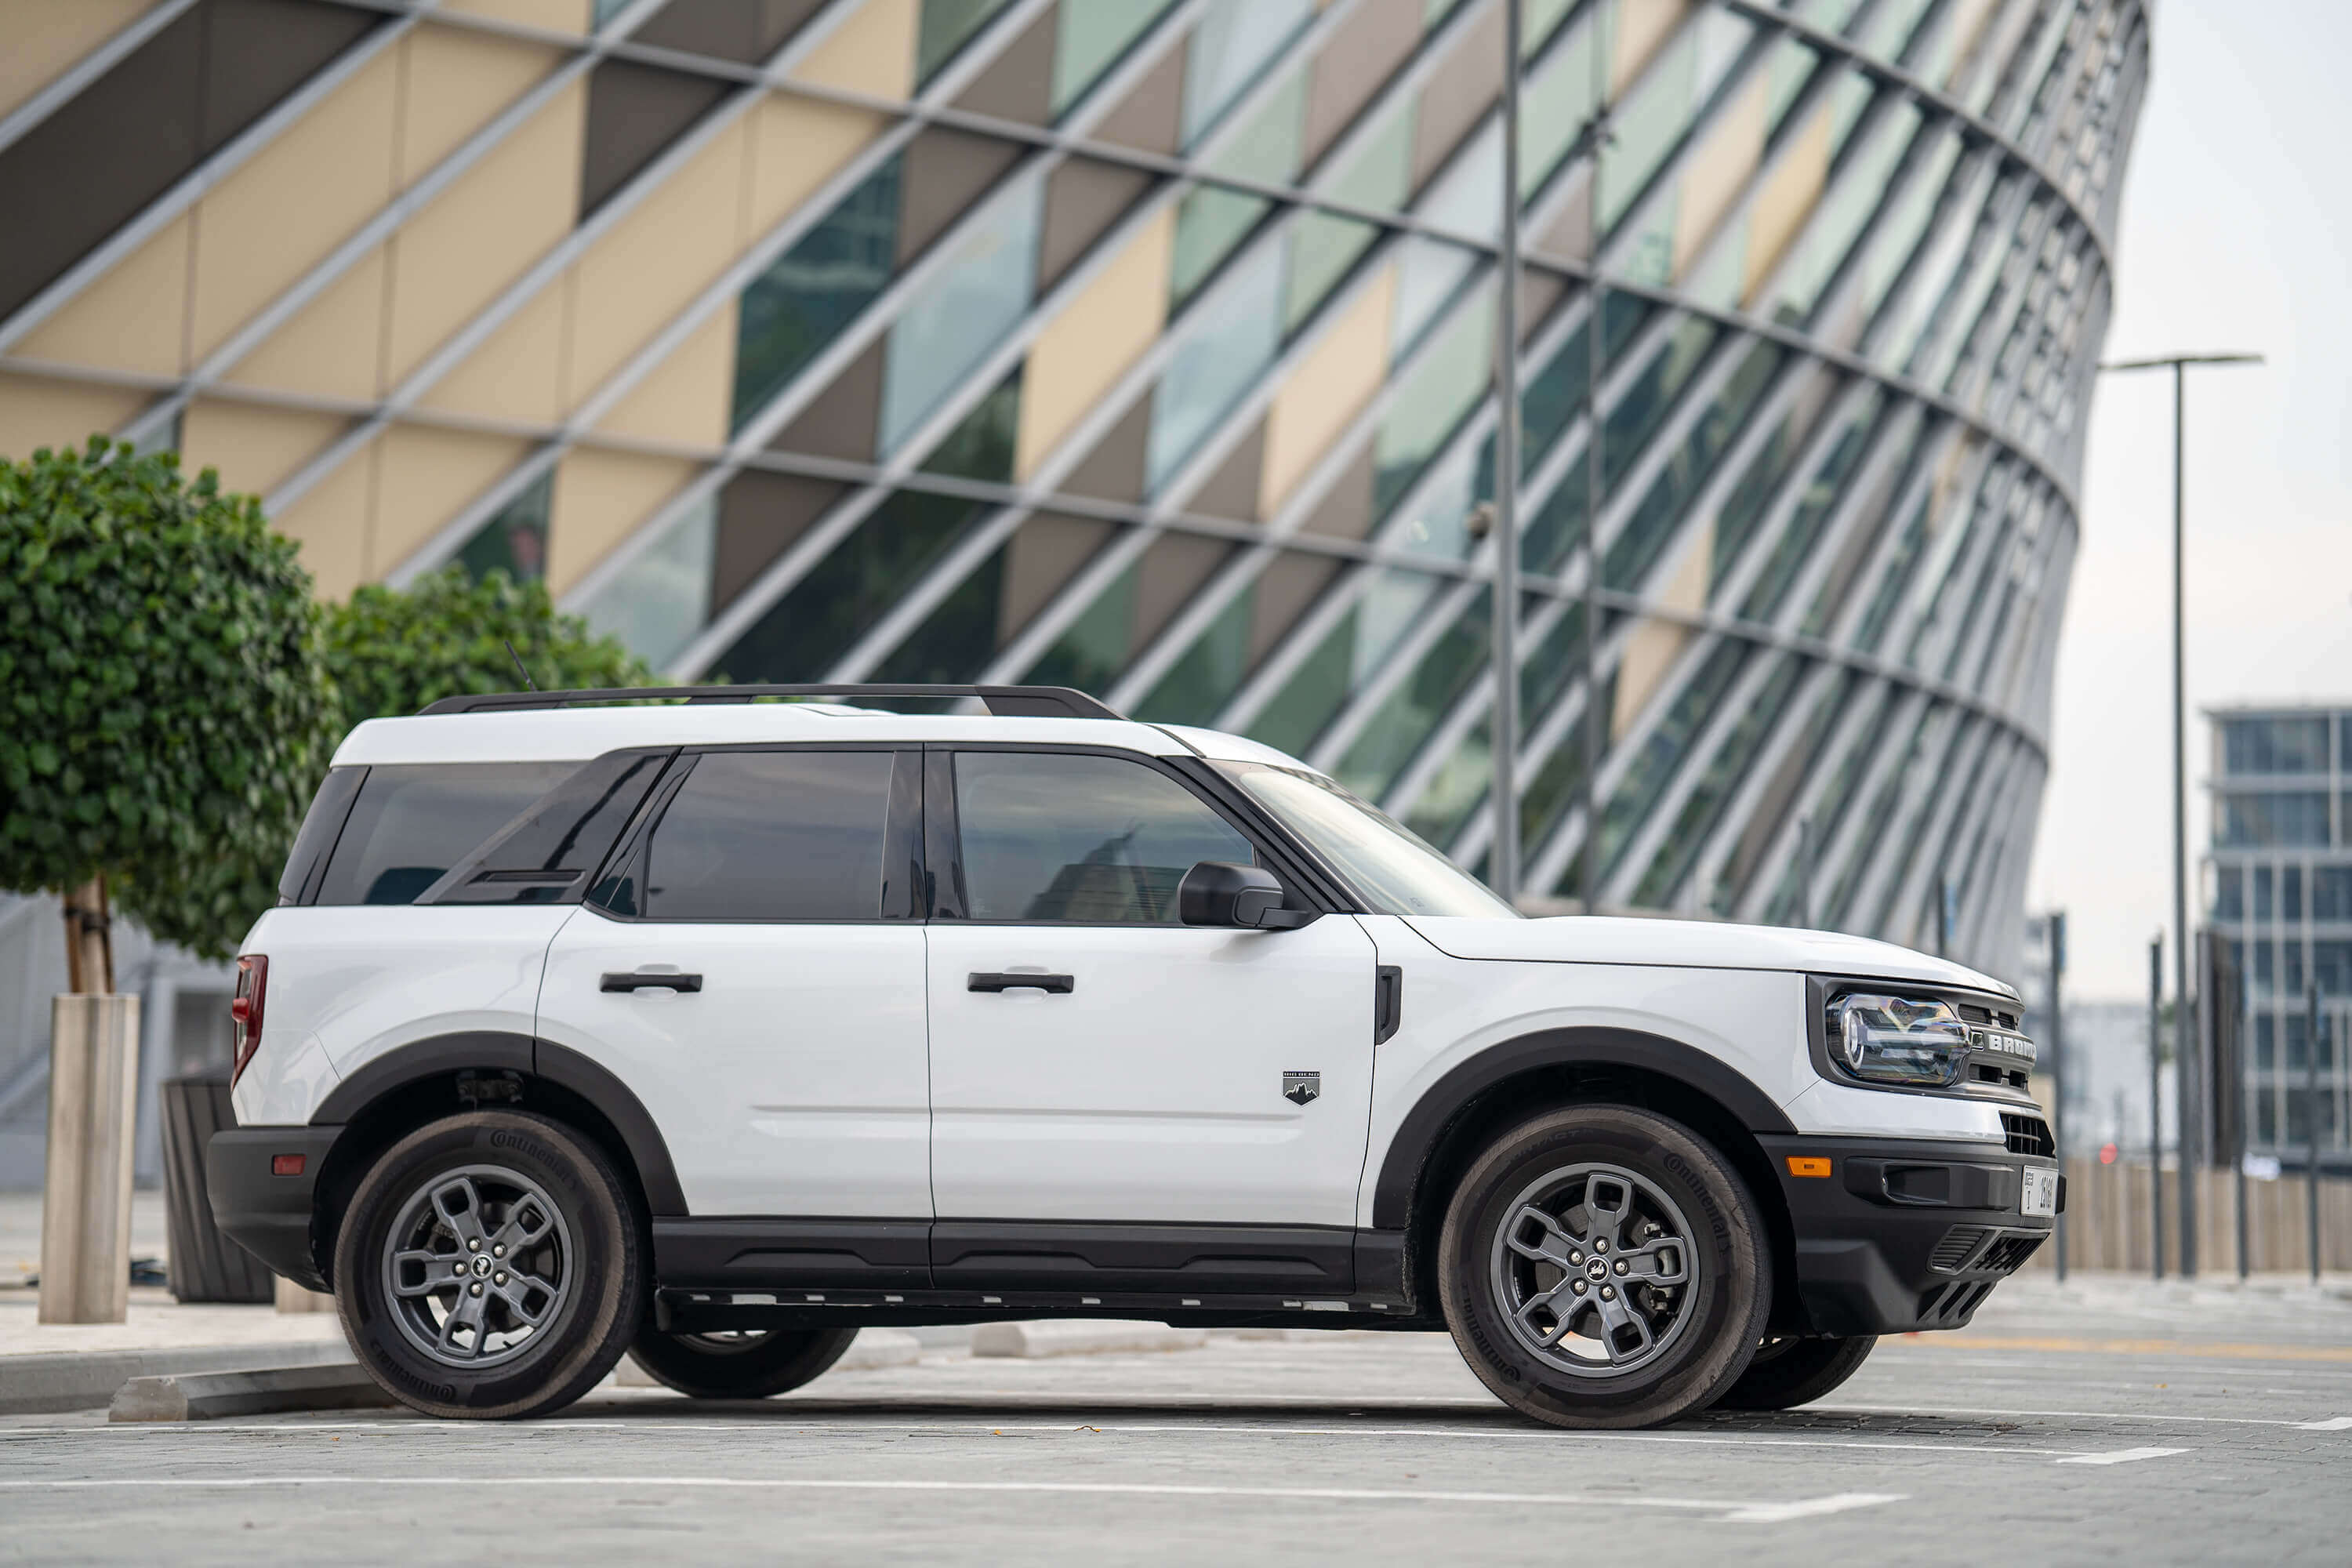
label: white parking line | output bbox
[0,1475,1905,1524]
[2296,1417,2352,1431]
[2053,1447,2192,1466]
[1824,1403,2343,1430]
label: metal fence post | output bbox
[2311,979,2324,1284]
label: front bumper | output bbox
[206,1126,343,1292]
[1761,1133,2060,1336]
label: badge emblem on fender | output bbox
[1283,1071,1320,1105]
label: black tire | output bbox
[626,1327,859,1399]
[1712,1334,1877,1411]
[334,1110,645,1420]
[1437,1103,1772,1429]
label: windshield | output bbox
[1215,763,1519,919]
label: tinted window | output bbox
[954,752,1252,924]
[640,751,894,920]
[314,764,575,906]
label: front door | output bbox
[535,746,929,1218]
[924,748,1378,1238]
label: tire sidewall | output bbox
[336,1111,641,1419]
[1439,1105,1769,1428]
[626,1327,859,1399]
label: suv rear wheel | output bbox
[1437,1104,1770,1428]
[1713,1334,1877,1410]
[626,1327,859,1399]
[335,1110,644,1420]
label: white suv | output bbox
[210,683,2057,1425]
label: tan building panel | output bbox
[1258,263,1396,518]
[180,398,349,500]
[594,298,738,448]
[1000,514,1119,642]
[416,270,571,424]
[223,245,390,402]
[15,214,191,378]
[1611,0,1693,97]
[746,93,890,238]
[1409,0,1502,194]
[790,0,916,100]
[1088,41,1183,156]
[1743,103,1830,305]
[564,115,750,411]
[0,0,151,121]
[0,372,145,461]
[1610,515,1711,740]
[369,423,535,579]
[187,42,405,363]
[1671,72,1767,281]
[395,23,568,185]
[270,434,379,601]
[441,0,589,35]
[545,446,698,595]
[382,75,586,388]
[1013,204,1174,482]
[1301,0,1421,172]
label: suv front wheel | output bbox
[335,1110,644,1420]
[1437,1104,1771,1428]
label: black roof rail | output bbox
[416,683,1124,720]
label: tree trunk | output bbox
[61,876,113,996]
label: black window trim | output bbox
[923,742,1348,929]
[584,741,925,926]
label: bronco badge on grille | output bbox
[1283,1071,1320,1105]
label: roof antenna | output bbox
[503,638,539,691]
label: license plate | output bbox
[2020,1167,2059,1217]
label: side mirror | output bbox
[1178,862,1314,930]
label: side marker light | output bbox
[1785,1156,1832,1178]
[271,1154,306,1177]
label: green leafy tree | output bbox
[320,565,654,735]
[0,439,338,982]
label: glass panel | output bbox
[1519,9,1601,199]
[880,172,1044,455]
[1174,68,1306,307]
[1024,558,1140,695]
[454,469,552,585]
[1762,38,1818,134]
[2223,717,2330,775]
[1215,762,1515,916]
[1632,651,1806,908]
[1148,243,1283,491]
[875,513,1118,684]
[1404,713,1491,848]
[2217,793,2332,848]
[641,752,895,920]
[1849,492,1931,654]
[917,0,1015,88]
[955,750,1253,922]
[1858,128,1961,328]
[1333,589,1492,800]
[1135,589,1251,725]
[1388,236,1479,358]
[315,764,575,907]
[1181,0,1314,148]
[1606,341,1780,593]
[1284,100,1412,328]
[1373,288,1494,519]
[2314,866,2352,921]
[1597,639,1748,879]
[1762,96,1916,324]
[1740,390,1886,622]
[1053,0,1171,117]
[1250,568,1443,757]
[576,492,717,670]
[732,157,902,434]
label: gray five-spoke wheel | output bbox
[1489,1160,1697,1378]
[383,1163,573,1369]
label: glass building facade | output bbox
[0,0,2146,981]
[2209,706,2352,1171]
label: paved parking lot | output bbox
[4,1277,2347,1564]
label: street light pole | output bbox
[1488,0,1522,906]
[2049,910,2067,1282]
[2148,933,2165,1280]
[2099,351,2261,1279]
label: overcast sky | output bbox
[2026,0,2352,998]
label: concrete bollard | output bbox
[38,994,141,1325]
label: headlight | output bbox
[1831,993,1969,1087]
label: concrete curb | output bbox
[110,1362,390,1422]
[0,1341,357,1416]
[970,1320,1209,1359]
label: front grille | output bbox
[2002,1112,2054,1156]
[1978,1234,2045,1273]
[1929,1225,1991,1272]
[1958,1003,2022,1029]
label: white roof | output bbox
[329,704,1308,770]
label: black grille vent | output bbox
[1929,1225,1990,1272]
[1979,1234,2045,1273]
[2002,1112,2054,1157]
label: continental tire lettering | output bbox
[488,1129,557,1166]
[374,1354,456,1404]
[1659,1152,1731,1248]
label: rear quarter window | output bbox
[313,763,577,906]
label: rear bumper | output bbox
[1760,1134,2059,1336]
[205,1126,343,1293]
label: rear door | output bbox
[535,746,930,1218]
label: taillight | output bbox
[230,955,267,1086]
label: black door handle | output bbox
[968,971,1074,994]
[601,971,702,993]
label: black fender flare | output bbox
[311,1031,688,1215]
[1368,1025,1797,1229]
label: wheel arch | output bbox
[1373,1027,1802,1331]
[307,1032,685,1287]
